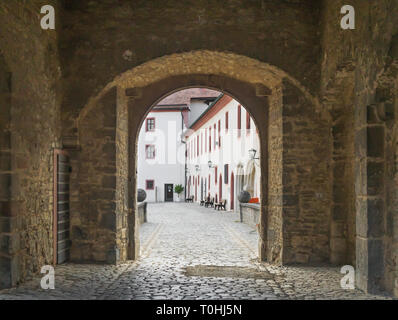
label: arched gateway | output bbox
[74,50,333,270]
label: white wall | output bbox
[137,111,186,202]
[186,98,261,211]
[188,99,212,128]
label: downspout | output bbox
[180,111,187,200]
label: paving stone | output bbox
[0,203,394,300]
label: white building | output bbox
[137,89,219,202]
[137,104,189,202]
[137,89,260,208]
[185,94,261,211]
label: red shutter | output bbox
[209,127,212,152]
[218,120,221,148]
[214,124,216,149]
[238,105,241,137]
[205,128,207,153]
[225,112,229,131]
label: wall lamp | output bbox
[208,161,216,169]
[249,148,260,160]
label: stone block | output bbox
[0,173,11,198]
[100,212,116,231]
[283,194,299,207]
[71,226,88,240]
[367,161,384,195]
[356,237,384,293]
[102,175,116,189]
[333,204,347,220]
[356,198,368,238]
[367,126,384,158]
[355,127,367,158]
[367,198,385,238]
[0,256,12,289]
[102,142,116,157]
[0,151,11,171]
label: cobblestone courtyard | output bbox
[0,203,393,300]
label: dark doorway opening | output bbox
[164,184,174,202]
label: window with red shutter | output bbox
[237,105,241,137]
[214,123,216,149]
[225,112,229,132]
[209,127,212,152]
[218,120,221,148]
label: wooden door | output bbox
[165,184,174,202]
[54,150,71,265]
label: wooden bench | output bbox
[214,199,227,211]
[205,197,214,208]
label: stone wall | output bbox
[59,0,322,137]
[322,62,356,266]
[71,87,119,263]
[240,203,260,229]
[374,52,398,296]
[281,81,332,264]
[0,0,396,298]
[116,87,129,262]
[267,85,284,264]
[321,0,398,295]
[0,1,62,288]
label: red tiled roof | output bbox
[157,88,220,106]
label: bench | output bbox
[214,199,227,211]
[205,197,214,208]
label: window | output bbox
[197,135,199,157]
[215,166,218,184]
[201,132,203,155]
[205,128,207,153]
[214,123,216,149]
[209,127,212,152]
[224,164,229,184]
[145,144,155,159]
[246,111,251,133]
[146,180,155,190]
[218,120,221,148]
[225,112,229,132]
[237,105,242,137]
[146,118,155,132]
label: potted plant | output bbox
[174,184,184,202]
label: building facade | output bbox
[137,88,219,202]
[137,105,188,202]
[185,94,261,211]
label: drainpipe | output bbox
[180,111,187,200]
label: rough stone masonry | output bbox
[0,0,397,298]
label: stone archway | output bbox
[74,50,332,267]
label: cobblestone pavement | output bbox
[0,203,394,300]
